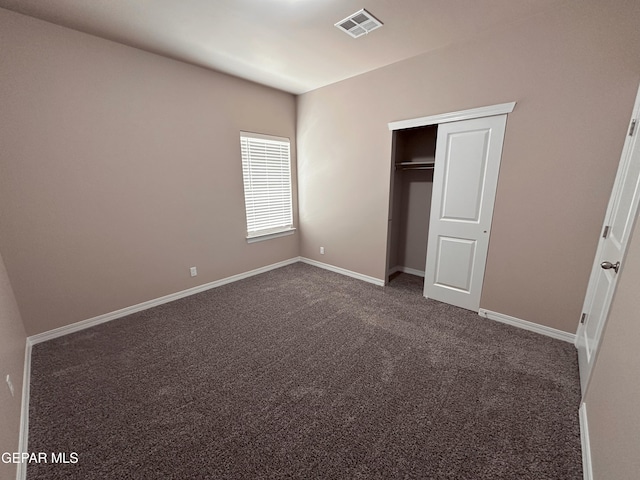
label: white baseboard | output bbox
[15,257,579,480]
[28,257,300,345]
[299,257,385,287]
[28,256,385,345]
[16,340,32,480]
[388,266,425,277]
[579,402,593,480]
[478,308,576,343]
[398,266,425,277]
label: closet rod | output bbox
[396,165,435,170]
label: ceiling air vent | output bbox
[335,9,383,39]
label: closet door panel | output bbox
[440,130,489,222]
[433,236,476,292]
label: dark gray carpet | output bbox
[27,262,582,479]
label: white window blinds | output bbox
[240,132,293,239]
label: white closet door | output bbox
[424,115,507,311]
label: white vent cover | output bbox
[335,9,383,38]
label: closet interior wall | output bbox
[387,125,437,281]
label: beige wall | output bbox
[583,213,640,479]
[0,8,298,335]
[0,250,27,480]
[297,0,640,333]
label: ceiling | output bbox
[0,0,565,94]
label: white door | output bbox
[577,85,640,394]
[424,115,507,310]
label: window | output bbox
[240,132,294,242]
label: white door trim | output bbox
[579,403,593,480]
[388,102,516,131]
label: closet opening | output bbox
[386,124,437,289]
[385,102,514,309]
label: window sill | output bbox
[246,228,296,243]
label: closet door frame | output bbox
[388,102,515,132]
[386,102,516,303]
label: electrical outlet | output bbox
[190,267,197,277]
[6,374,14,397]
[320,247,325,255]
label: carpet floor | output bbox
[27,262,582,479]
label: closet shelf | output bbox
[396,161,435,170]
